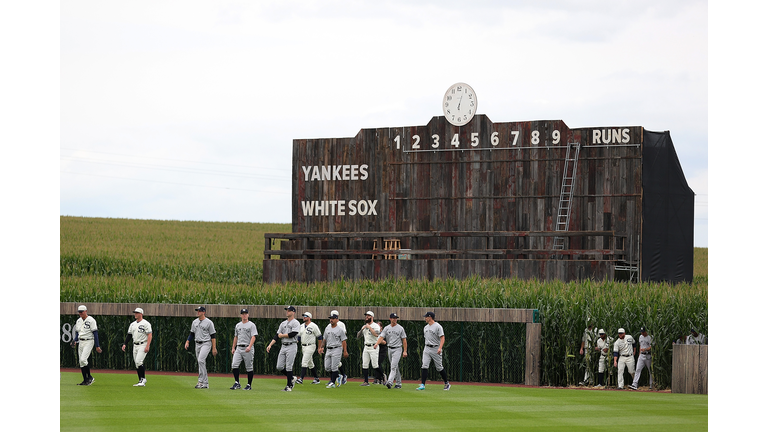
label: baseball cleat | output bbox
[416,384,425,390]
[134,379,146,387]
[282,386,292,392]
[230,382,241,390]
[386,382,392,389]
[296,378,303,384]
[335,376,342,387]
[629,384,638,390]
[341,375,348,385]
[244,384,252,390]
[311,378,321,384]
[360,382,370,386]
[78,380,88,385]
[194,383,202,389]
[86,377,95,386]
[326,382,336,388]
[444,383,451,391]
[292,376,297,385]
[394,384,402,389]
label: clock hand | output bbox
[457,95,464,110]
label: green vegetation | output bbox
[60,372,707,432]
[60,216,708,388]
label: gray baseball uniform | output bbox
[422,322,444,371]
[323,323,347,372]
[631,334,653,388]
[191,317,216,386]
[379,324,407,386]
[232,321,258,372]
[276,318,301,372]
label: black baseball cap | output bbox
[390,313,399,319]
[424,312,435,318]
[640,326,647,333]
[285,306,296,312]
[240,308,248,314]
[195,306,206,312]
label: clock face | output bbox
[443,83,477,126]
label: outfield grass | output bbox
[60,372,707,431]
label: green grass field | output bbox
[60,371,707,431]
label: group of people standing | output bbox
[578,324,707,390]
[71,305,451,392]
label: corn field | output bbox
[60,216,708,388]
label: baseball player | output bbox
[297,311,322,384]
[318,311,348,388]
[630,326,653,390]
[417,312,450,391]
[332,310,349,385]
[356,311,384,386]
[184,306,217,389]
[266,306,301,392]
[374,313,407,389]
[578,323,596,386]
[121,307,152,387]
[73,305,102,385]
[230,308,258,390]
[612,328,636,390]
[593,328,613,388]
[687,328,707,345]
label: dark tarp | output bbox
[641,130,695,283]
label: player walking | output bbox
[629,326,653,390]
[184,306,217,389]
[297,311,322,384]
[374,313,407,389]
[593,329,613,388]
[121,307,152,387]
[331,310,349,385]
[230,308,258,390]
[318,311,348,388]
[417,312,450,391]
[612,328,636,390]
[356,311,384,386]
[73,305,102,385]
[266,306,301,391]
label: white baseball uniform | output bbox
[299,321,322,368]
[127,318,152,368]
[595,336,613,373]
[361,322,381,369]
[74,315,98,368]
[613,335,635,388]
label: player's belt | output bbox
[302,343,315,346]
[196,340,209,344]
[238,344,248,347]
[327,346,340,349]
[79,338,93,341]
[134,341,145,345]
[282,342,296,345]
[426,344,438,348]
[621,354,631,357]
[365,343,375,347]
[387,346,402,349]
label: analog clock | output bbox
[442,83,477,126]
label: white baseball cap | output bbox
[331,310,339,317]
[365,311,374,317]
[618,328,625,334]
[303,312,312,318]
[133,307,144,314]
[598,329,605,335]
[77,305,87,312]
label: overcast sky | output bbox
[60,0,707,246]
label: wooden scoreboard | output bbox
[264,85,694,284]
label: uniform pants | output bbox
[133,342,148,368]
[277,343,297,372]
[232,346,254,372]
[421,346,443,371]
[631,354,652,388]
[598,355,608,373]
[617,355,635,388]
[387,347,403,385]
[324,347,342,372]
[195,341,212,385]
[300,344,316,368]
[362,345,380,369]
[78,339,94,367]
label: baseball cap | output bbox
[424,311,435,319]
[133,307,144,314]
[598,329,605,335]
[285,306,296,312]
[618,328,625,334]
[195,306,206,312]
[302,312,312,318]
[78,305,87,312]
[640,326,647,333]
[331,310,339,317]
[390,313,399,319]
[329,312,339,319]
[365,311,374,317]
[240,308,248,314]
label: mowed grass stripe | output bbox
[60,372,707,431]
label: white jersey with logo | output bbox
[128,319,152,343]
[300,322,322,345]
[75,316,98,339]
[361,322,381,345]
[596,336,613,358]
[613,335,635,356]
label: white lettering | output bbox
[357,200,369,215]
[333,165,342,181]
[329,200,337,216]
[301,201,315,216]
[301,165,371,182]
[611,129,621,143]
[351,165,359,180]
[622,128,630,143]
[338,200,345,216]
[311,166,320,181]
[601,129,611,144]
[342,165,350,180]
[593,130,602,144]
[366,200,378,215]
[299,199,376,217]
[360,165,368,180]
[321,166,331,181]
[302,166,312,182]
[348,200,357,216]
